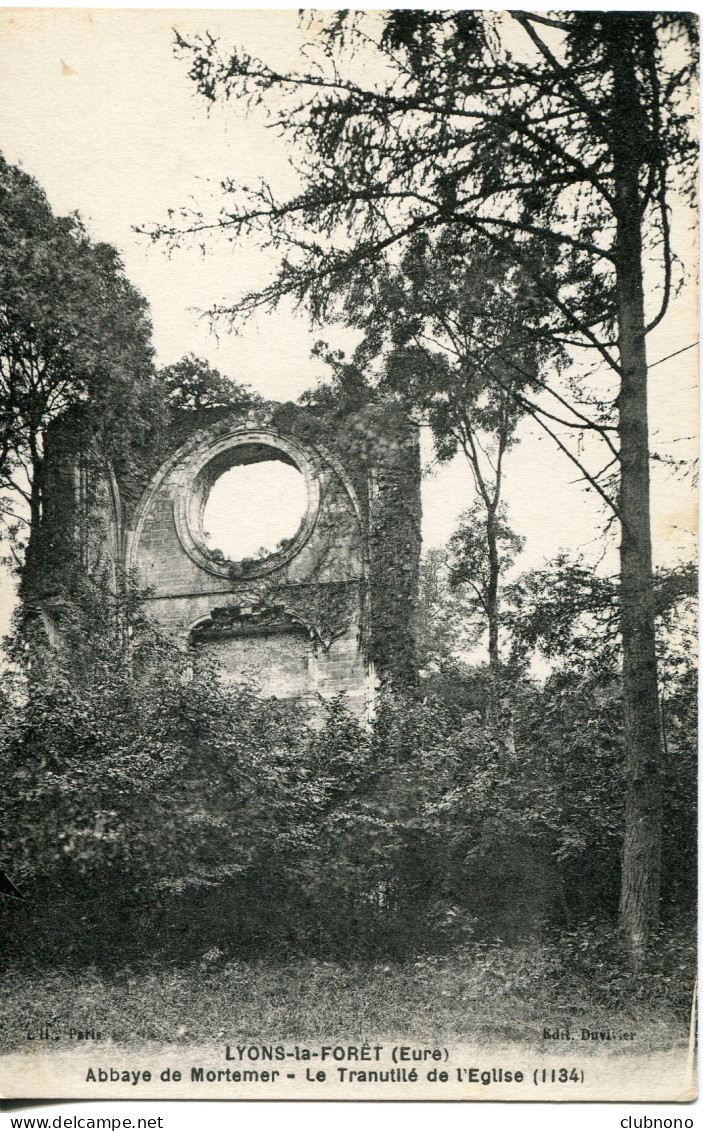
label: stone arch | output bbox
[187,600,318,700]
[124,409,374,715]
[41,399,422,711]
[173,427,321,580]
[125,421,365,582]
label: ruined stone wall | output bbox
[40,400,421,716]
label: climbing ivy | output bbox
[272,400,421,686]
[39,398,421,689]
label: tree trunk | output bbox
[485,506,500,671]
[610,21,663,960]
[23,431,44,580]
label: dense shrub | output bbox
[0,589,696,968]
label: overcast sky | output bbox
[0,7,697,640]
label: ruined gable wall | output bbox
[40,400,421,713]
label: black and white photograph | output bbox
[0,6,698,1106]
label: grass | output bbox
[0,943,692,1054]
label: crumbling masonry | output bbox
[39,400,422,717]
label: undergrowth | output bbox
[0,928,693,1054]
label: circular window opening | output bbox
[202,457,308,565]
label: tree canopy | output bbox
[0,154,158,566]
[162,11,696,513]
[166,11,695,333]
[159,353,258,412]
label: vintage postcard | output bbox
[0,8,697,1103]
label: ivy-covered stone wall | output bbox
[39,400,421,713]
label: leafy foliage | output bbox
[160,354,258,412]
[447,500,525,664]
[416,547,482,671]
[505,554,697,673]
[0,154,159,566]
[0,579,695,966]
